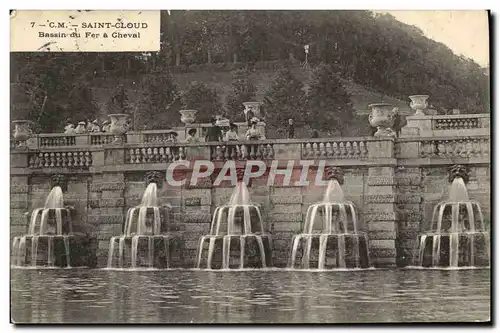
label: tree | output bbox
[135,67,180,130]
[262,66,306,133]
[181,81,222,123]
[66,81,99,123]
[225,67,257,121]
[106,84,133,115]
[306,64,357,136]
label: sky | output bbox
[377,10,489,67]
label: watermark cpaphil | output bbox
[165,159,334,187]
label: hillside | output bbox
[91,66,410,118]
[10,10,488,135]
[85,66,410,138]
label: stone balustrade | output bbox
[402,113,490,137]
[301,138,369,159]
[12,134,491,171]
[90,133,117,145]
[434,114,490,130]
[210,142,275,161]
[419,136,490,158]
[28,151,93,169]
[39,134,76,147]
[10,121,491,269]
[126,146,187,164]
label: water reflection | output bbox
[11,268,490,323]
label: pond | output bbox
[10,268,490,324]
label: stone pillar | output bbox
[10,176,30,240]
[395,167,422,266]
[181,179,213,268]
[10,151,30,240]
[400,115,432,137]
[89,147,126,267]
[365,139,397,267]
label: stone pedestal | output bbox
[365,166,398,267]
[395,167,422,266]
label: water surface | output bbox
[10,268,490,323]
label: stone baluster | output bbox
[239,144,246,160]
[360,141,368,157]
[85,152,91,167]
[339,142,346,157]
[317,142,325,157]
[332,142,339,157]
[353,141,361,157]
[481,139,489,156]
[255,144,263,159]
[215,146,223,161]
[267,144,275,159]
[345,142,353,157]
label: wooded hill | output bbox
[10,10,489,135]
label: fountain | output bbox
[195,181,272,269]
[289,169,370,269]
[11,186,78,267]
[416,168,490,268]
[107,182,175,269]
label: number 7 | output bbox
[30,22,35,27]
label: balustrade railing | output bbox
[126,146,186,164]
[39,135,76,147]
[90,133,117,145]
[143,131,178,144]
[432,114,489,130]
[419,136,489,158]
[210,142,275,161]
[28,151,93,168]
[301,139,369,159]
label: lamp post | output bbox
[302,44,310,69]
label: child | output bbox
[225,123,239,159]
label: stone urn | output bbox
[243,102,262,121]
[108,113,130,143]
[12,120,32,147]
[368,103,397,137]
[409,95,429,116]
[179,110,197,125]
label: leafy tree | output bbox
[263,66,306,132]
[306,64,357,136]
[181,81,222,123]
[135,67,180,130]
[66,81,99,123]
[106,84,133,115]
[225,67,257,121]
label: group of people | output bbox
[63,119,111,135]
[184,116,263,144]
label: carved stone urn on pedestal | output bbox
[12,120,32,148]
[409,95,429,116]
[108,113,130,143]
[179,110,198,125]
[368,103,397,137]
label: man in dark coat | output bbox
[205,118,223,142]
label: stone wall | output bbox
[10,128,491,268]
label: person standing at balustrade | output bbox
[102,120,111,132]
[64,123,76,135]
[245,118,261,158]
[64,119,75,134]
[224,123,240,159]
[90,120,101,133]
[74,121,87,134]
[288,118,295,139]
[185,128,199,143]
[205,118,223,142]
